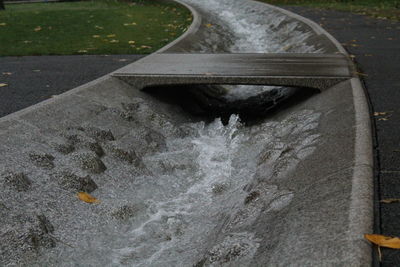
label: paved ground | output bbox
[0,55,144,117]
[281,6,400,266]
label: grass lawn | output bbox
[0,0,192,56]
[261,0,400,20]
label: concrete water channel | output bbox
[0,0,373,266]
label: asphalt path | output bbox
[281,6,400,266]
[0,55,144,117]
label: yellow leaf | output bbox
[123,22,137,26]
[34,26,42,32]
[77,192,100,204]
[354,71,368,77]
[204,23,213,28]
[109,39,119,43]
[0,83,8,87]
[107,34,116,38]
[0,23,6,26]
[140,45,152,49]
[365,234,400,249]
[381,198,400,204]
[128,40,136,44]
[374,112,389,116]
[92,35,100,38]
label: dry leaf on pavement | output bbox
[381,199,400,204]
[77,192,100,204]
[365,234,400,249]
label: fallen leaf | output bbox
[34,26,42,32]
[109,39,119,43]
[123,22,137,26]
[107,34,116,38]
[374,112,389,116]
[0,23,6,26]
[354,71,368,77]
[381,199,400,204]
[204,23,213,28]
[77,192,100,204]
[92,35,100,38]
[378,118,389,121]
[0,83,8,87]
[23,40,32,44]
[77,50,88,53]
[95,25,104,29]
[128,40,136,44]
[140,45,151,49]
[365,234,400,249]
[2,72,12,75]
[32,69,41,72]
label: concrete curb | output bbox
[258,3,373,264]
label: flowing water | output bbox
[1,0,328,266]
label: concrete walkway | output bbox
[114,53,354,91]
[0,55,144,117]
[281,6,400,266]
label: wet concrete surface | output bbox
[0,55,144,118]
[280,6,400,266]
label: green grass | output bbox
[261,0,400,20]
[0,0,192,56]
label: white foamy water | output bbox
[35,104,320,266]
